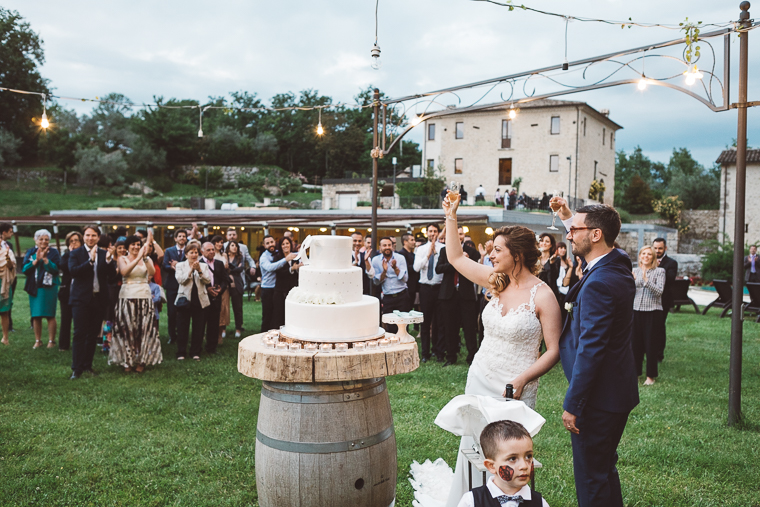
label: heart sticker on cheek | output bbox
[498,465,514,481]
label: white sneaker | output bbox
[222,330,227,339]
[235,331,242,338]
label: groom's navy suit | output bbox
[559,248,639,507]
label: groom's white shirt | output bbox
[456,477,550,507]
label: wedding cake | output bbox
[282,235,383,342]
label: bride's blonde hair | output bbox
[487,226,541,299]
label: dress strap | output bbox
[529,282,544,312]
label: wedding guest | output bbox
[414,223,445,362]
[201,242,228,355]
[272,237,300,330]
[537,233,559,300]
[436,240,480,366]
[23,229,61,349]
[652,237,678,362]
[103,238,122,353]
[174,242,211,360]
[493,187,502,206]
[110,235,162,373]
[351,232,372,295]
[372,237,410,333]
[144,237,164,286]
[398,233,419,310]
[633,245,665,386]
[476,240,493,347]
[553,241,572,318]
[745,244,760,283]
[211,235,230,344]
[0,224,16,346]
[456,420,549,507]
[259,235,295,333]
[57,231,82,351]
[162,229,188,345]
[69,225,117,379]
[225,227,256,278]
[148,275,163,329]
[225,241,245,338]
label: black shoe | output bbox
[436,356,445,363]
[84,369,99,377]
[70,371,82,380]
[443,360,456,367]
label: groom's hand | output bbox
[562,410,579,434]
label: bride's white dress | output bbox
[410,282,545,507]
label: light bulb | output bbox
[685,73,696,86]
[410,115,422,126]
[198,128,203,138]
[40,112,49,129]
[485,227,494,235]
[370,43,382,70]
[316,122,324,136]
[508,108,517,120]
[637,78,648,91]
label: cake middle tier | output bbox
[283,295,382,342]
[297,265,363,303]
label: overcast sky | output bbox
[6,0,760,167]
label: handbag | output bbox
[175,295,190,308]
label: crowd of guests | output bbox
[0,219,682,383]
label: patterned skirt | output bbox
[109,297,163,367]
[219,289,230,327]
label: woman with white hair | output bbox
[22,229,62,348]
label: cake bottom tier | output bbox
[283,295,383,342]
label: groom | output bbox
[553,199,639,507]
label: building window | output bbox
[427,159,435,175]
[499,158,512,185]
[551,116,560,135]
[455,122,464,139]
[594,160,598,180]
[549,155,559,172]
[455,158,463,174]
[602,127,606,145]
[501,119,512,148]
[583,117,586,136]
[428,123,435,141]
[610,132,614,149]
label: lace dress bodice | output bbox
[467,282,545,409]
[119,262,151,299]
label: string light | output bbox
[371,0,382,69]
[320,227,327,232]
[316,108,324,136]
[508,104,517,120]
[40,95,49,129]
[348,228,356,232]
[410,115,422,126]
[168,225,175,230]
[683,64,704,85]
[638,50,648,90]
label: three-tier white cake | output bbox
[282,235,384,342]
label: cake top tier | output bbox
[300,235,351,269]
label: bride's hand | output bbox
[503,378,526,400]
[442,190,461,217]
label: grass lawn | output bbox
[1,280,760,506]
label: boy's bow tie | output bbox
[496,495,523,505]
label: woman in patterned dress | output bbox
[109,235,163,373]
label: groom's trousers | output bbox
[570,406,629,507]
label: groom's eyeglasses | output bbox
[568,226,597,235]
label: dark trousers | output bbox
[633,310,661,378]
[58,298,73,350]
[166,290,179,342]
[748,272,760,283]
[176,304,206,358]
[570,407,630,507]
[440,296,479,363]
[260,287,275,333]
[230,290,243,330]
[203,298,222,354]
[381,290,411,333]
[459,298,478,362]
[7,277,17,329]
[656,306,669,361]
[272,291,287,330]
[419,283,444,359]
[71,298,106,374]
[477,293,487,347]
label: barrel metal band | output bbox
[256,425,394,454]
[262,381,386,404]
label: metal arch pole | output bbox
[371,88,380,298]
[729,1,751,427]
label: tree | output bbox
[0,9,50,160]
[79,93,136,151]
[615,146,665,209]
[623,174,654,214]
[71,146,127,195]
[133,97,198,169]
[0,128,22,168]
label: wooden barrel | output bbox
[255,378,396,507]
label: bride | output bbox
[427,190,562,507]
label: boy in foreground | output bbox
[457,420,549,507]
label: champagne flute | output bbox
[547,189,560,230]
[449,180,460,195]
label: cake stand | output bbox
[239,330,420,507]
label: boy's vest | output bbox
[471,485,543,507]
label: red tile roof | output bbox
[715,149,760,164]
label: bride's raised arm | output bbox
[441,190,494,288]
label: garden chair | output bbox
[744,283,760,323]
[670,278,700,313]
[702,279,732,318]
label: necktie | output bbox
[752,255,756,273]
[427,246,435,280]
[91,247,100,293]
[495,495,524,505]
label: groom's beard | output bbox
[571,236,591,258]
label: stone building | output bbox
[421,98,622,205]
[716,148,760,246]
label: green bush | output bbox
[151,175,173,193]
[618,209,632,223]
[197,166,224,189]
[701,239,737,282]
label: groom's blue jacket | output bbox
[559,248,640,416]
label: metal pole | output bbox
[371,89,380,297]
[728,1,751,427]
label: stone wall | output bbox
[0,168,64,183]
[669,254,703,278]
[182,165,260,183]
[681,209,720,239]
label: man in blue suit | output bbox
[68,225,117,379]
[162,229,188,344]
[552,199,639,507]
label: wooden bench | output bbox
[670,278,700,314]
[702,279,733,318]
